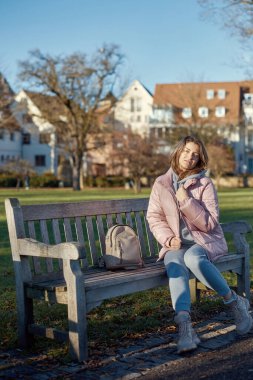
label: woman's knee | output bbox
[184,246,207,271]
[164,250,188,278]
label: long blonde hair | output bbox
[169,136,208,179]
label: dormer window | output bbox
[39,133,51,144]
[206,89,214,99]
[182,107,192,118]
[218,89,226,99]
[22,133,31,144]
[136,98,142,112]
[198,107,208,118]
[130,97,134,112]
[215,106,226,117]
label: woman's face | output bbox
[178,142,200,172]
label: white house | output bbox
[113,80,153,136]
[13,90,58,175]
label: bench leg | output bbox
[237,271,250,300]
[13,263,34,348]
[189,278,201,303]
[17,295,34,348]
[63,260,88,361]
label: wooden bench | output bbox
[5,197,252,362]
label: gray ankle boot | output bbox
[227,290,253,335]
[174,313,199,354]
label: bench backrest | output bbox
[5,197,159,278]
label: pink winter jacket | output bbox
[147,168,228,262]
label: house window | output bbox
[182,107,192,119]
[22,114,32,123]
[10,132,15,141]
[244,93,253,104]
[215,106,226,118]
[39,133,51,144]
[136,98,142,112]
[248,131,253,149]
[136,115,141,122]
[198,107,209,118]
[1,155,4,162]
[0,130,4,140]
[206,89,214,100]
[218,89,226,99]
[22,133,31,144]
[35,155,46,167]
[130,97,134,112]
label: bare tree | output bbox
[110,130,168,193]
[18,45,125,190]
[0,73,19,132]
[198,0,253,40]
[207,143,235,188]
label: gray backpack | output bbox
[104,224,144,270]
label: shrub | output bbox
[0,175,19,187]
[30,173,59,188]
[106,176,125,187]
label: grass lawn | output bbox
[0,186,253,360]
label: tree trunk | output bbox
[72,155,83,191]
[72,166,81,191]
[133,177,141,194]
[216,174,221,190]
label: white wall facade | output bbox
[113,80,153,136]
[0,129,22,167]
[12,91,57,175]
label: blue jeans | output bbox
[164,244,231,313]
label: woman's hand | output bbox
[176,186,189,202]
[167,236,181,249]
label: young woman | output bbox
[147,135,252,354]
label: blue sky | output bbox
[0,0,247,95]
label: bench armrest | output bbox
[221,220,252,254]
[17,238,86,260]
[221,221,252,234]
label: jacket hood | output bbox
[172,169,207,191]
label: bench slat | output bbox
[125,212,133,228]
[106,214,114,228]
[135,211,147,258]
[86,216,98,266]
[97,215,106,255]
[144,210,156,257]
[22,198,149,221]
[40,220,54,273]
[116,213,123,224]
[63,218,73,241]
[75,217,88,269]
[28,221,42,274]
[52,219,63,270]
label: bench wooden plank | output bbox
[28,221,42,274]
[125,212,133,228]
[96,215,106,256]
[135,211,147,258]
[52,219,63,270]
[22,199,149,221]
[86,216,98,266]
[40,220,54,273]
